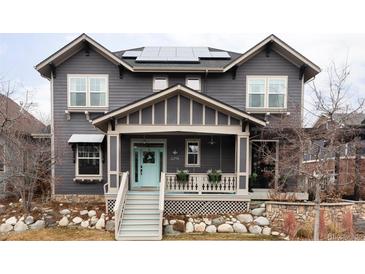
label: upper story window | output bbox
[185,139,200,167]
[153,76,168,92]
[68,74,108,108]
[246,76,287,110]
[186,76,201,92]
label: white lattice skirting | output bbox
[106,198,116,213]
[164,200,249,215]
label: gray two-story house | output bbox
[35,34,320,240]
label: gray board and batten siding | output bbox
[53,47,302,195]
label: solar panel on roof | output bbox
[130,46,231,62]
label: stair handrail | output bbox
[113,171,129,240]
[158,172,166,239]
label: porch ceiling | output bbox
[92,84,266,132]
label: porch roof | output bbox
[92,84,266,130]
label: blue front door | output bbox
[132,146,163,188]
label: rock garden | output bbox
[163,202,288,239]
[0,199,115,237]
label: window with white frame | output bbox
[185,139,200,166]
[186,76,201,92]
[76,144,102,176]
[247,76,287,109]
[153,76,168,92]
[68,75,108,108]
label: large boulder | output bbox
[59,209,71,215]
[217,223,234,233]
[173,220,185,232]
[194,222,206,232]
[251,208,265,216]
[164,225,180,235]
[14,221,28,232]
[90,216,98,226]
[5,216,17,226]
[44,215,56,227]
[254,217,270,226]
[236,214,253,224]
[185,222,194,233]
[0,223,13,233]
[72,217,83,225]
[205,225,217,233]
[262,227,272,236]
[212,216,225,226]
[80,220,89,228]
[248,225,262,234]
[88,210,97,217]
[24,216,34,225]
[105,220,115,231]
[30,220,45,230]
[59,216,69,227]
[233,223,247,233]
[95,214,105,230]
[80,210,88,216]
[203,217,212,225]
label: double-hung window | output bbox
[247,76,287,110]
[185,139,200,167]
[186,76,201,92]
[68,75,108,108]
[76,144,102,177]
[153,76,168,92]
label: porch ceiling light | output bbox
[208,136,216,145]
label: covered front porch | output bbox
[92,85,265,214]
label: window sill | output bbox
[73,176,103,182]
[67,107,109,113]
[246,108,288,114]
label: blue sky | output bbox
[1,33,365,124]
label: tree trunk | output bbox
[334,151,340,193]
[313,181,321,241]
[354,144,361,200]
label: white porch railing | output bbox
[158,172,166,239]
[113,171,129,240]
[165,173,237,194]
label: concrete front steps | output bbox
[117,191,161,240]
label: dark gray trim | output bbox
[154,101,165,124]
[110,136,117,171]
[167,96,177,124]
[192,101,203,125]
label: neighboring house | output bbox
[303,113,365,198]
[0,94,48,196]
[35,33,320,239]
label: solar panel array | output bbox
[122,47,231,63]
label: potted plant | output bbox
[176,169,189,184]
[207,169,222,184]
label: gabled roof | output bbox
[313,113,365,128]
[35,34,320,82]
[223,34,321,81]
[35,33,133,79]
[0,94,46,135]
[92,84,266,128]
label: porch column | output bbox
[236,134,249,195]
[107,132,120,192]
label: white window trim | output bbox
[185,75,201,92]
[75,144,103,178]
[67,74,109,109]
[152,76,169,93]
[185,139,201,167]
[246,75,288,111]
